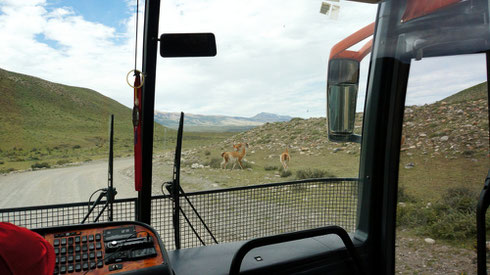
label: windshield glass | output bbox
[0,0,376,208]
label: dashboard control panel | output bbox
[34,221,172,275]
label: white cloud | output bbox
[155,0,377,117]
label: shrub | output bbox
[0,168,15,174]
[72,145,81,149]
[207,158,222,169]
[280,170,292,177]
[398,184,417,203]
[295,168,334,180]
[442,186,477,214]
[204,150,211,156]
[240,161,253,169]
[397,185,480,240]
[31,162,50,169]
[56,159,71,165]
[264,165,278,171]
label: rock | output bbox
[191,163,204,169]
[424,238,435,244]
[440,136,449,141]
[419,133,427,137]
[405,162,415,169]
[333,148,342,153]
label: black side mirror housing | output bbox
[160,33,217,58]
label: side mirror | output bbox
[160,33,217,58]
[326,59,361,143]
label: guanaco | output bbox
[280,148,290,171]
[221,143,248,169]
[233,143,246,151]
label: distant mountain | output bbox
[249,112,292,123]
[154,111,293,132]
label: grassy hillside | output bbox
[0,68,134,149]
[443,81,487,104]
[0,68,171,171]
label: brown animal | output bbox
[221,143,248,169]
[280,148,290,171]
[233,143,246,151]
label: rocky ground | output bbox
[395,230,480,275]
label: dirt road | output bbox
[0,158,138,209]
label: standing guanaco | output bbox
[221,143,248,169]
[280,148,290,171]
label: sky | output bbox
[0,0,486,119]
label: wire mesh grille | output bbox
[169,178,358,249]
[0,178,358,251]
[0,199,137,229]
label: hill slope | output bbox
[0,68,171,171]
[0,68,136,150]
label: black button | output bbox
[61,238,67,246]
[89,252,95,260]
[75,263,81,272]
[82,236,87,243]
[60,256,66,264]
[68,255,74,263]
[82,244,88,252]
[67,264,74,273]
[96,242,101,250]
[59,265,67,274]
[95,234,101,241]
[53,266,59,274]
[68,237,74,246]
[54,239,60,246]
[75,236,80,243]
[54,248,60,255]
[82,253,88,261]
[90,262,96,270]
[60,247,66,254]
[75,254,81,262]
[75,245,81,253]
[97,260,103,268]
[55,257,59,264]
[96,251,102,259]
[88,234,94,242]
[89,243,95,251]
[68,246,74,254]
[82,262,89,271]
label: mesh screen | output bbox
[0,199,137,229]
[0,179,358,251]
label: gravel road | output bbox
[0,158,139,209]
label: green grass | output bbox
[0,68,175,171]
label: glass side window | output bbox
[396,54,489,274]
